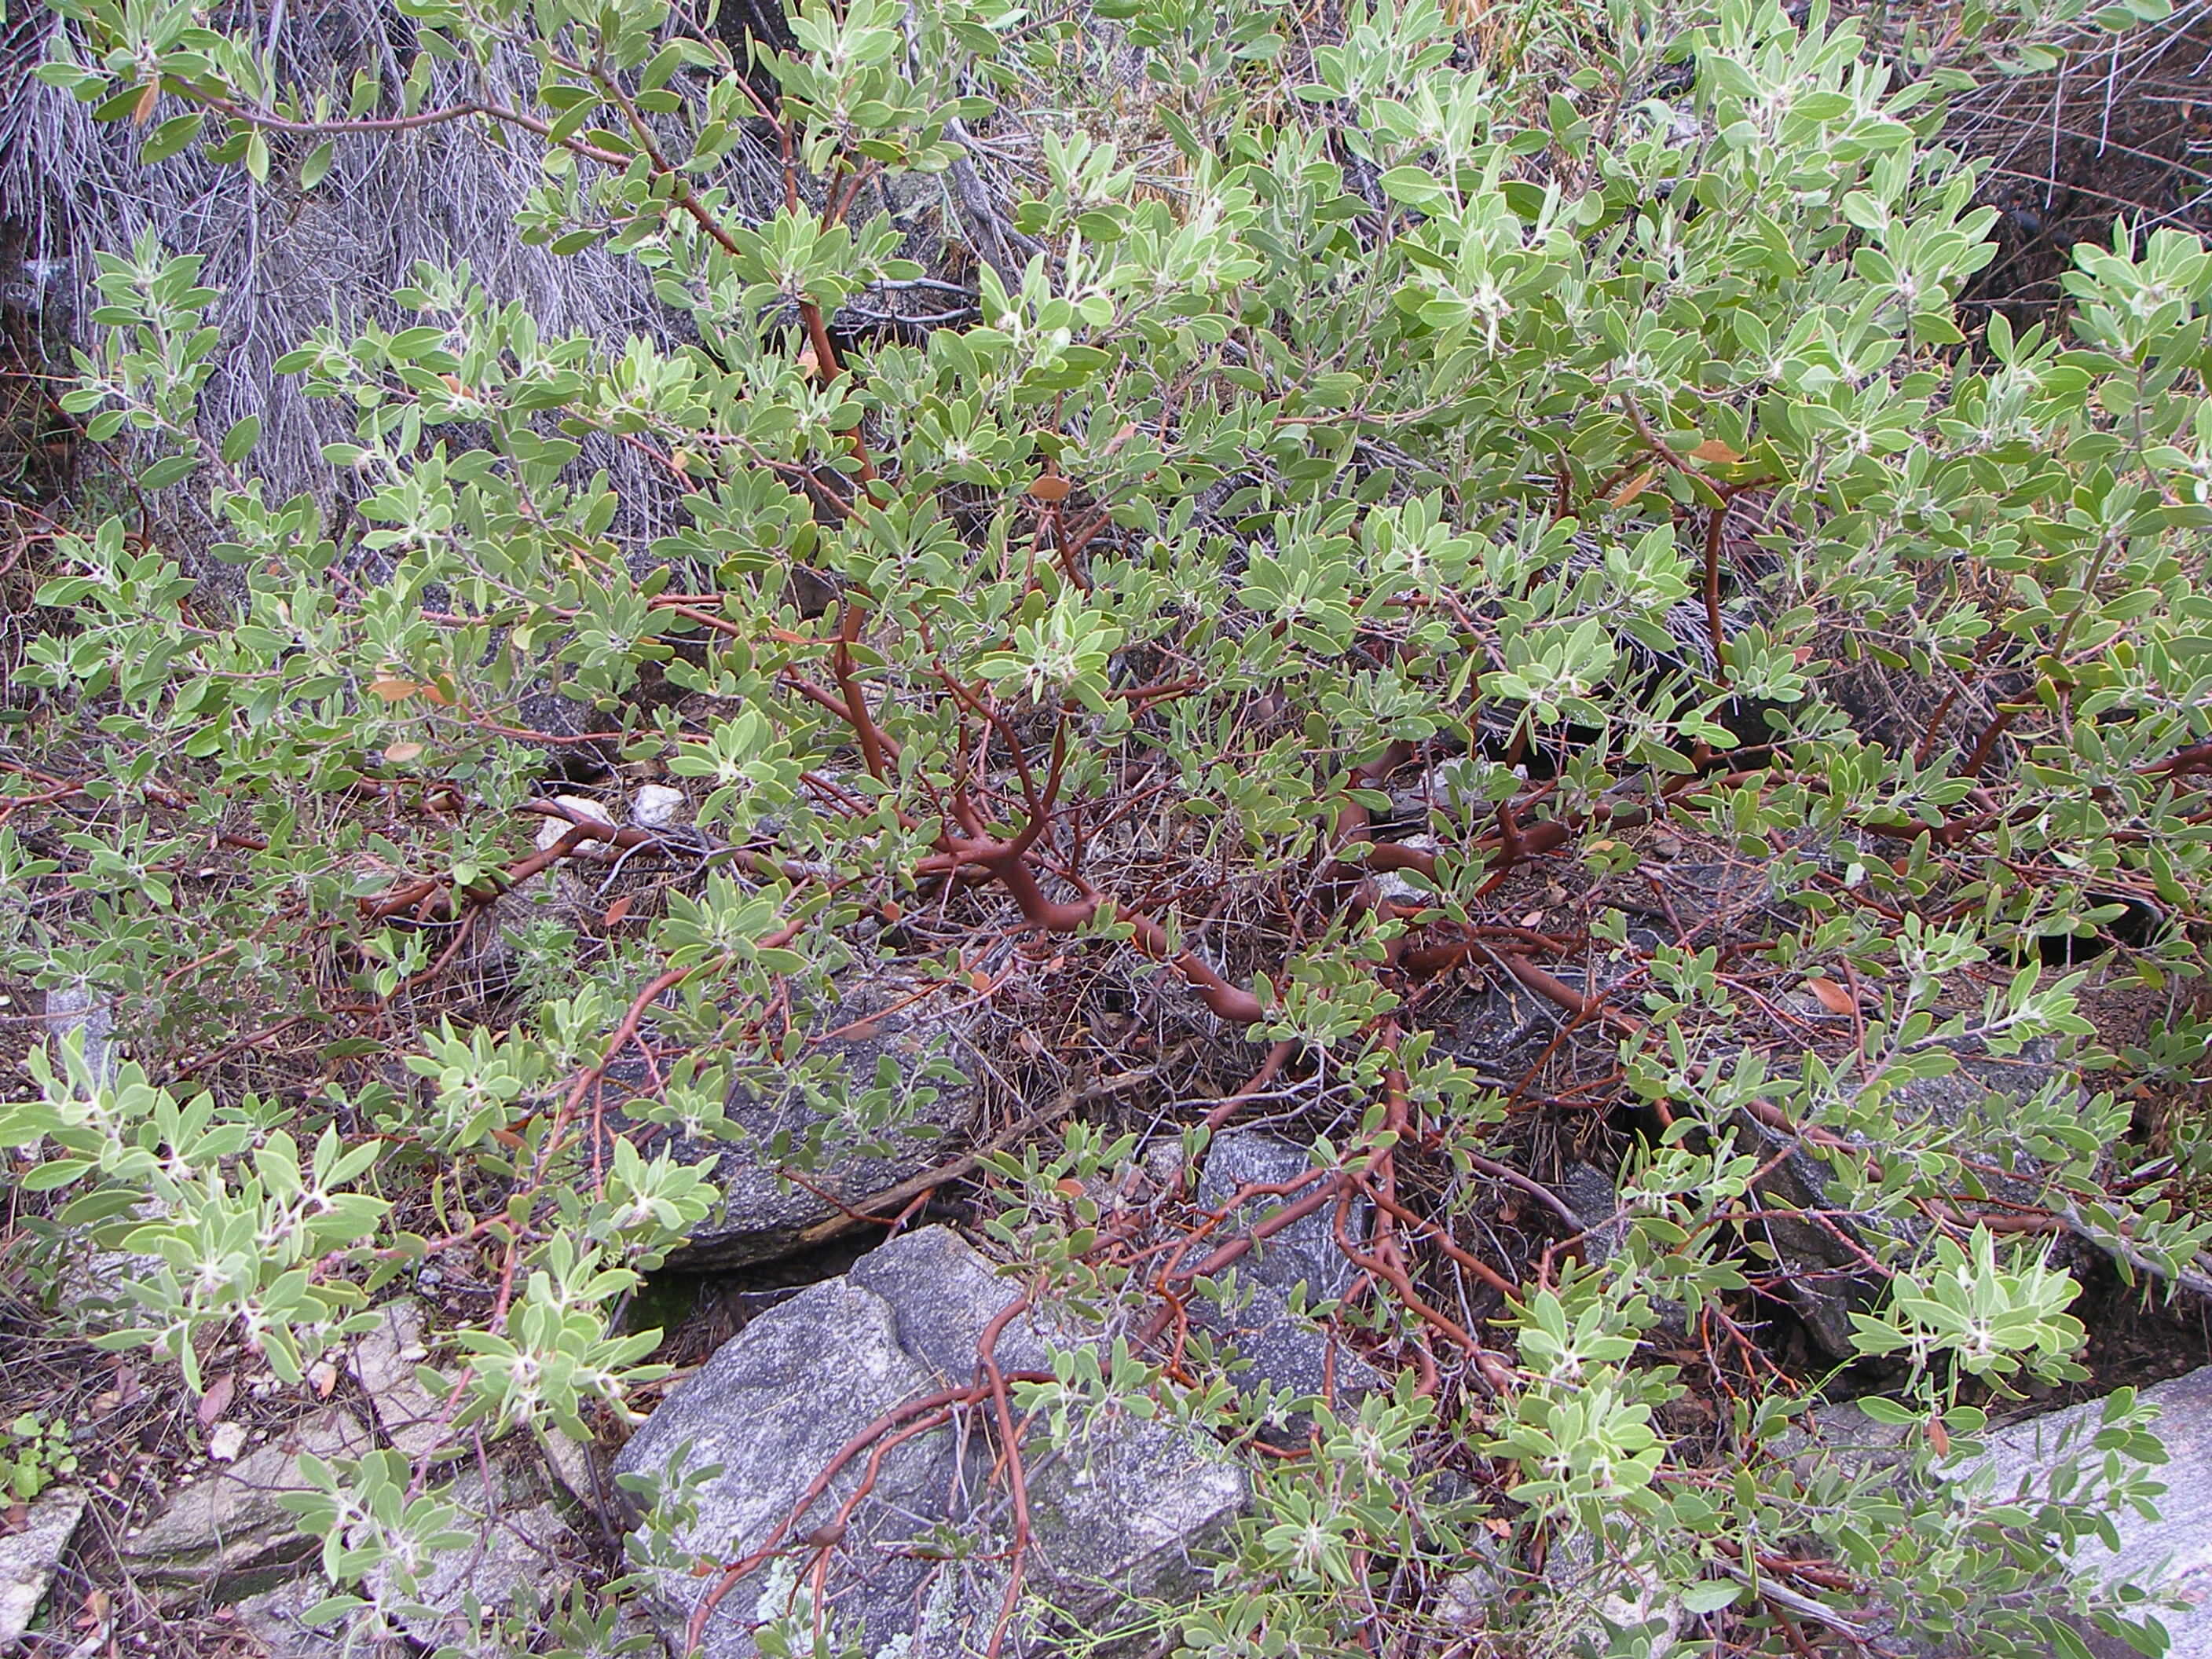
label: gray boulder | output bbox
[119,1408,373,1600]
[1767,1374,2206,1657]
[846,1220,1053,1381]
[1432,974,1577,1087]
[347,1295,456,1462]
[1741,1041,2072,1357]
[1192,1131,1384,1419]
[1768,1397,1919,1489]
[226,1573,350,1658]
[223,1458,595,1659]
[612,1226,1248,1657]
[0,1485,87,1646]
[384,1489,581,1654]
[654,983,981,1270]
[123,1371,589,1650]
[1966,1365,2212,1657]
[43,986,115,1089]
[1557,1161,1690,1342]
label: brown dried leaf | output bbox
[132,79,159,126]
[368,676,420,702]
[1027,474,1072,504]
[603,895,634,927]
[1805,976,1856,1015]
[383,741,425,764]
[1690,437,1744,465]
[196,1371,236,1427]
[1608,466,1657,507]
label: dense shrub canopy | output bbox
[4,0,2212,1650]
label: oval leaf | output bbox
[140,111,205,163]
[1805,976,1857,1015]
[220,415,262,465]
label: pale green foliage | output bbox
[6,0,2212,1649]
[4,1032,386,1389]
[1850,1226,2089,1380]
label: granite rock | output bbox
[1741,1041,2073,1357]
[1965,1365,2212,1657]
[0,1486,88,1645]
[119,1408,372,1599]
[387,1492,581,1654]
[656,982,982,1270]
[348,1296,454,1462]
[1192,1131,1385,1420]
[612,1226,1247,1657]
[220,1441,587,1655]
[226,1573,348,1658]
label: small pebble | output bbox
[632,784,686,829]
[535,795,621,862]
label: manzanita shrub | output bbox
[5,0,2212,1650]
